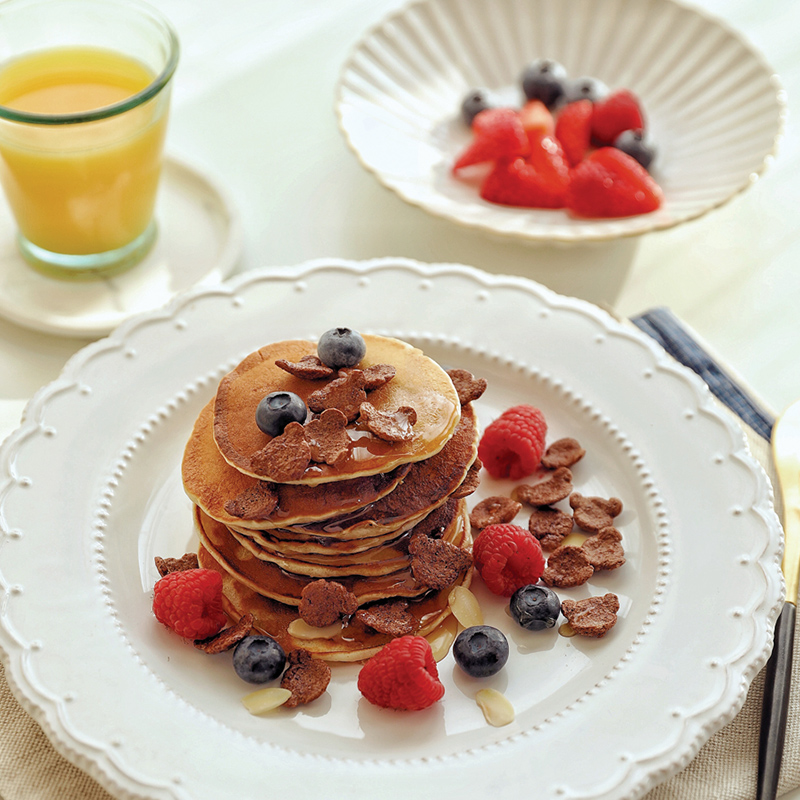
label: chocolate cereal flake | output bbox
[541,438,586,469]
[446,368,487,405]
[528,506,573,550]
[359,402,417,443]
[355,600,416,637]
[307,370,367,422]
[281,648,331,707]
[582,526,626,571]
[541,545,594,588]
[194,612,254,654]
[275,354,334,380]
[451,459,482,499]
[469,496,521,530]
[299,579,358,628]
[357,363,397,391]
[512,467,573,507]
[250,422,311,481]
[561,594,620,638]
[154,553,199,577]
[304,408,350,466]
[408,533,472,590]
[569,494,623,533]
[224,481,279,520]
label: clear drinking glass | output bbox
[0,0,178,279]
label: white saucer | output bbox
[0,155,242,338]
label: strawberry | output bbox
[554,99,593,166]
[480,135,569,209]
[519,99,555,148]
[591,88,644,145]
[566,148,663,218]
[452,107,529,172]
[357,636,445,710]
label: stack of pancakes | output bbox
[182,334,481,661]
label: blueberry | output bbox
[613,129,656,170]
[520,58,568,109]
[317,327,366,369]
[255,391,307,436]
[460,88,497,126]
[453,625,509,678]
[562,76,609,105]
[509,584,561,631]
[232,635,286,684]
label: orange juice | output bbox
[0,46,170,255]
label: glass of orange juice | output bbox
[0,0,178,279]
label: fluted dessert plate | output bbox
[0,259,783,799]
[336,0,785,243]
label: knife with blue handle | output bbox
[758,399,800,799]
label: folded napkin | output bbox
[0,308,796,800]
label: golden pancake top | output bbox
[212,335,461,485]
[183,400,412,529]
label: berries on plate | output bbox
[509,584,561,631]
[520,58,567,109]
[357,635,445,710]
[473,523,546,597]
[232,634,287,684]
[453,625,509,677]
[566,147,663,218]
[460,88,498,126]
[152,568,227,640]
[256,391,308,436]
[477,404,547,480]
[591,88,645,145]
[452,107,529,171]
[554,98,593,166]
[519,99,555,143]
[317,327,367,369]
[613,129,656,171]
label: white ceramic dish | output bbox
[336,0,785,243]
[0,259,782,800]
[0,156,242,338]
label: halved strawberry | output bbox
[481,135,570,208]
[591,89,644,145]
[452,107,529,172]
[554,99,593,166]
[519,99,555,148]
[566,147,663,218]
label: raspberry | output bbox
[473,523,545,596]
[452,108,529,172]
[357,635,445,711]
[477,404,547,480]
[566,148,663,218]
[152,568,227,640]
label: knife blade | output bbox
[757,398,800,799]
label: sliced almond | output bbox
[476,688,515,727]
[448,586,483,629]
[288,618,342,640]
[425,615,459,662]
[241,687,292,715]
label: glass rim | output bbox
[0,0,179,125]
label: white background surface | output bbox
[0,0,798,796]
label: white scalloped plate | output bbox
[336,0,785,243]
[0,259,783,800]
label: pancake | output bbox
[199,544,473,662]
[227,498,463,579]
[195,501,471,606]
[212,335,461,485]
[276,405,478,538]
[183,400,412,530]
